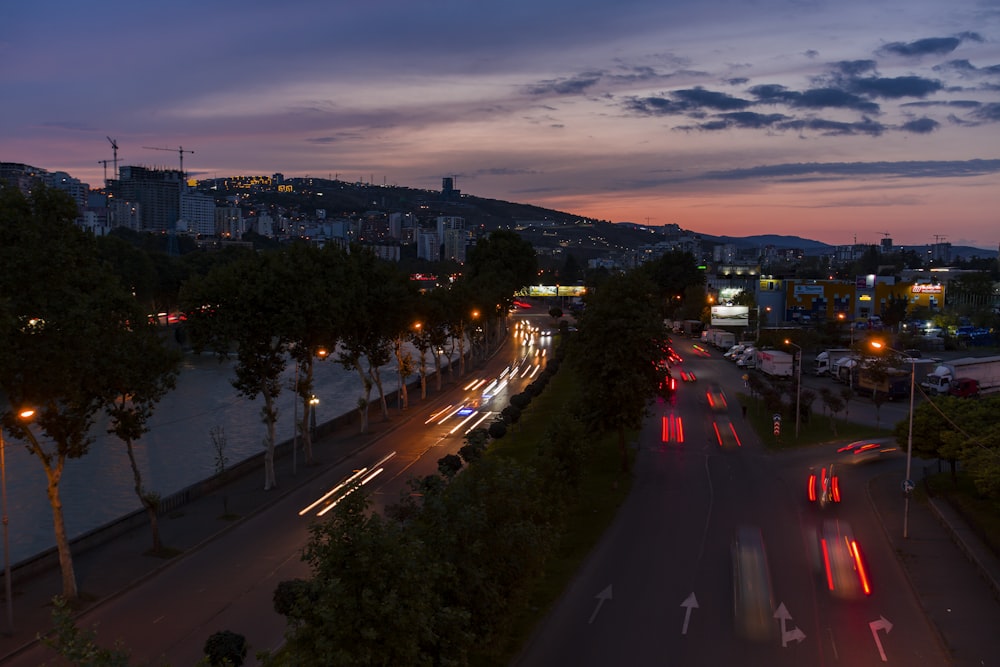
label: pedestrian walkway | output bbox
[868,471,1000,666]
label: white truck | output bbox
[715,331,737,350]
[756,349,795,378]
[813,349,852,376]
[920,356,1000,396]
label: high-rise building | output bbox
[117,166,184,233]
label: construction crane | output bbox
[107,137,120,174]
[142,145,194,175]
[98,159,113,185]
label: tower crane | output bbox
[107,137,120,174]
[142,145,195,175]
[98,159,113,185]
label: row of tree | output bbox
[0,184,537,603]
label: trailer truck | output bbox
[855,367,911,400]
[756,350,795,378]
[813,349,852,376]
[920,356,1000,396]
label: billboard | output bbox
[711,305,749,326]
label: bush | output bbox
[489,420,508,439]
[203,630,248,667]
[501,404,522,424]
[510,392,531,411]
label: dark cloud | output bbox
[972,103,1000,122]
[672,87,752,110]
[879,36,962,57]
[697,112,789,129]
[834,60,878,76]
[790,88,881,113]
[623,95,686,115]
[846,75,943,98]
[776,117,886,136]
[526,73,602,95]
[902,99,981,109]
[703,159,1000,181]
[900,117,939,133]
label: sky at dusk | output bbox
[3,0,1000,248]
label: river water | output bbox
[2,344,445,566]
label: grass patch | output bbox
[923,471,1000,558]
[738,393,885,450]
[476,363,633,667]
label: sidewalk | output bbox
[868,470,1000,666]
[0,406,406,664]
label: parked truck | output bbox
[683,320,703,337]
[855,367,911,400]
[715,331,737,350]
[920,355,1000,396]
[813,349,852,376]
[756,349,795,378]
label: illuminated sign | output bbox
[911,284,942,294]
[710,306,749,326]
[525,285,587,297]
[277,185,294,193]
[793,285,825,296]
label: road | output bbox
[4,315,557,667]
[516,336,949,666]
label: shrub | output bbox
[203,630,248,667]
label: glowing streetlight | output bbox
[870,340,916,539]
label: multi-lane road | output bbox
[516,335,949,666]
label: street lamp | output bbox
[871,340,916,539]
[1,421,11,634]
[2,408,34,633]
[784,339,802,439]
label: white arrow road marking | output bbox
[869,615,893,662]
[589,585,612,624]
[774,602,807,647]
[680,592,699,635]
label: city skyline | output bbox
[2,0,999,248]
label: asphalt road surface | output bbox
[516,336,949,666]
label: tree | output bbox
[337,248,416,430]
[1,184,169,601]
[102,317,181,553]
[637,250,705,318]
[181,250,291,490]
[277,243,345,464]
[281,491,466,666]
[570,269,666,473]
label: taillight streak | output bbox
[729,422,742,447]
[851,540,872,595]
[808,474,817,502]
[821,538,835,590]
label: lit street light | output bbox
[784,339,802,439]
[871,340,916,539]
[2,408,35,633]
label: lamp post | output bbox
[1,424,12,633]
[871,340,916,539]
[785,339,802,439]
[2,408,34,633]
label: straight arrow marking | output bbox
[589,585,612,624]
[680,592,699,635]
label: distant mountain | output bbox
[696,232,996,260]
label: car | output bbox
[679,370,697,382]
[732,525,775,642]
[807,464,841,507]
[706,383,728,411]
[837,439,899,464]
[816,519,871,599]
[713,418,742,449]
